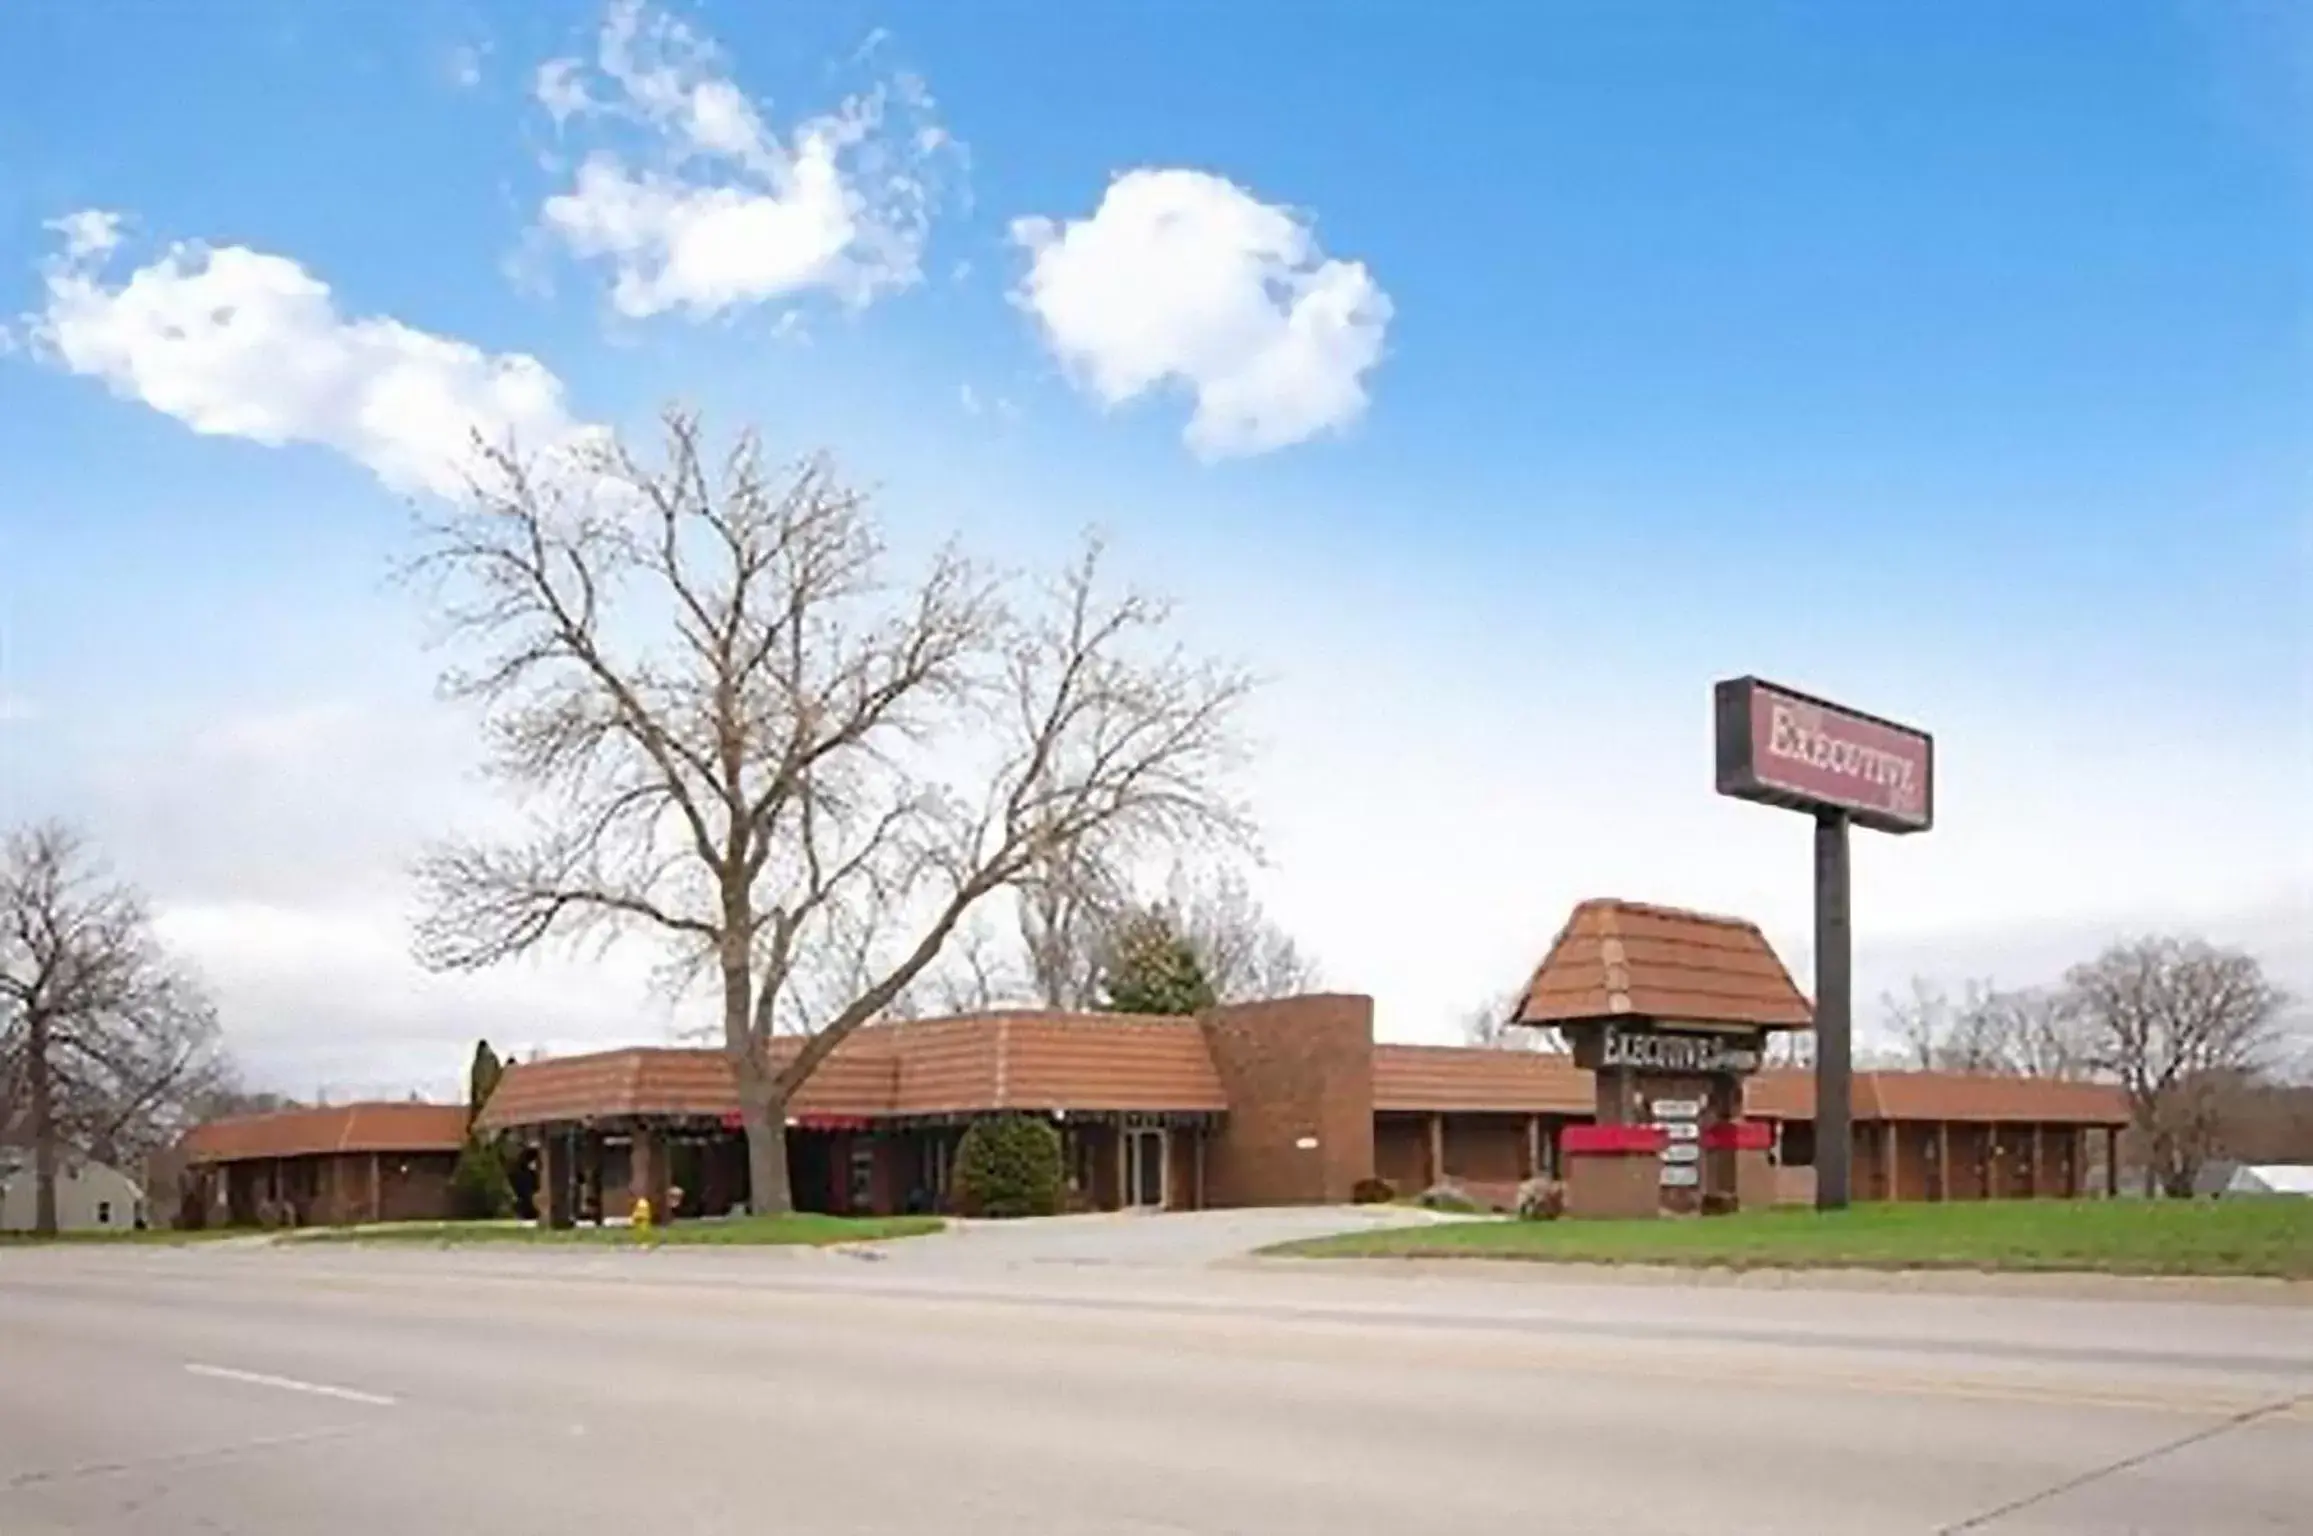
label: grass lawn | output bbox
[0,1226,257,1246]
[1268,1199,2313,1279]
[289,1213,943,1247]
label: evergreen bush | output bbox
[952,1114,1065,1219]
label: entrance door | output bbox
[1123,1128,1167,1209]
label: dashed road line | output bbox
[184,1363,397,1407]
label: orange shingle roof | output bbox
[1514,898,1812,1031]
[1745,1069,2128,1126]
[181,1103,467,1164]
[1372,1045,1593,1114]
[478,1012,1227,1128]
[997,1013,1225,1112]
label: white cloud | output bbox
[1010,169,1392,459]
[533,0,958,320]
[446,43,486,91]
[0,693,35,726]
[28,213,586,497]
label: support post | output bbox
[1526,1115,1542,1181]
[1883,1121,1899,1202]
[1935,1121,1950,1202]
[1813,811,1853,1211]
[1427,1114,1447,1189]
[2029,1123,2045,1200]
[2105,1125,2119,1198]
[369,1150,382,1224]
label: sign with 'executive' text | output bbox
[1600,1027,1763,1075]
[1714,677,1933,833]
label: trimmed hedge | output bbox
[953,1114,1065,1219]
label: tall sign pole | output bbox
[1813,810,1852,1208]
[1714,679,1932,1214]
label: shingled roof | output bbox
[181,1103,468,1164]
[1745,1069,2128,1126]
[1372,1044,1593,1114]
[475,1012,1227,1131]
[1512,898,1812,1032]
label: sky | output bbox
[1,0,2307,1100]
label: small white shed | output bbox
[0,1157,148,1232]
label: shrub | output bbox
[449,1136,515,1221]
[1416,1180,1483,1215]
[952,1114,1065,1219]
[1515,1178,1566,1222]
[1350,1177,1397,1205]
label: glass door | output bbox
[1125,1128,1167,1209]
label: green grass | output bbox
[1267,1199,2313,1279]
[288,1213,943,1247]
[0,1226,255,1246]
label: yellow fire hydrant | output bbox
[631,1196,654,1245]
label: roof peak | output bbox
[1515,898,1811,1031]
[1572,897,1768,932]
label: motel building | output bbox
[176,901,2131,1227]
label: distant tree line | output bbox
[1874,935,2296,1197]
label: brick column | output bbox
[1934,1121,1950,1202]
[1427,1114,1446,1188]
[2029,1123,2046,1199]
[539,1131,572,1229]
[1525,1115,1542,1180]
[1882,1122,1899,1202]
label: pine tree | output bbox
[1098,905,1217,1016]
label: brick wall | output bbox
[1444,1115,1528,1184]
[377,1152,458,1222]
[1200,995,1376,1206]
[1372,1115,1428,1193]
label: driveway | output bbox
[866,1203,1451,1271]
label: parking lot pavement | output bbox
[866,1201,1454,1269]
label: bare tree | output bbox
[1460,988,1559,1051]
[1167,866,1318,1004]
[0,823,223,1234]
[1019,859,1313,1010]
[1016,834,1128,1010]
[409,412,1252,1213]
[2063,936,2289,1197]
[1765,1029,1816,1069]
[1882,976,2091,1079]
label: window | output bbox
[96,1200,112,1225]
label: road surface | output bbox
[2,1214,2308,1534]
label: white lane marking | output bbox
[183,1363,396,1407]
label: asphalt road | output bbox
[3,1213,2309,1534]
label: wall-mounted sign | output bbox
[1715,676,1932,834]
[1661,1143,1701,1165]
[1650,1099,1703,1120]
[1662,1121,1701,1143]
[1602,1027,1762,1075]
[1659,1165,1700,1188]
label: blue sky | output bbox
[1,1,2305,1096]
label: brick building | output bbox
[177,1103,467,1228]
[175,900,2133,1228]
